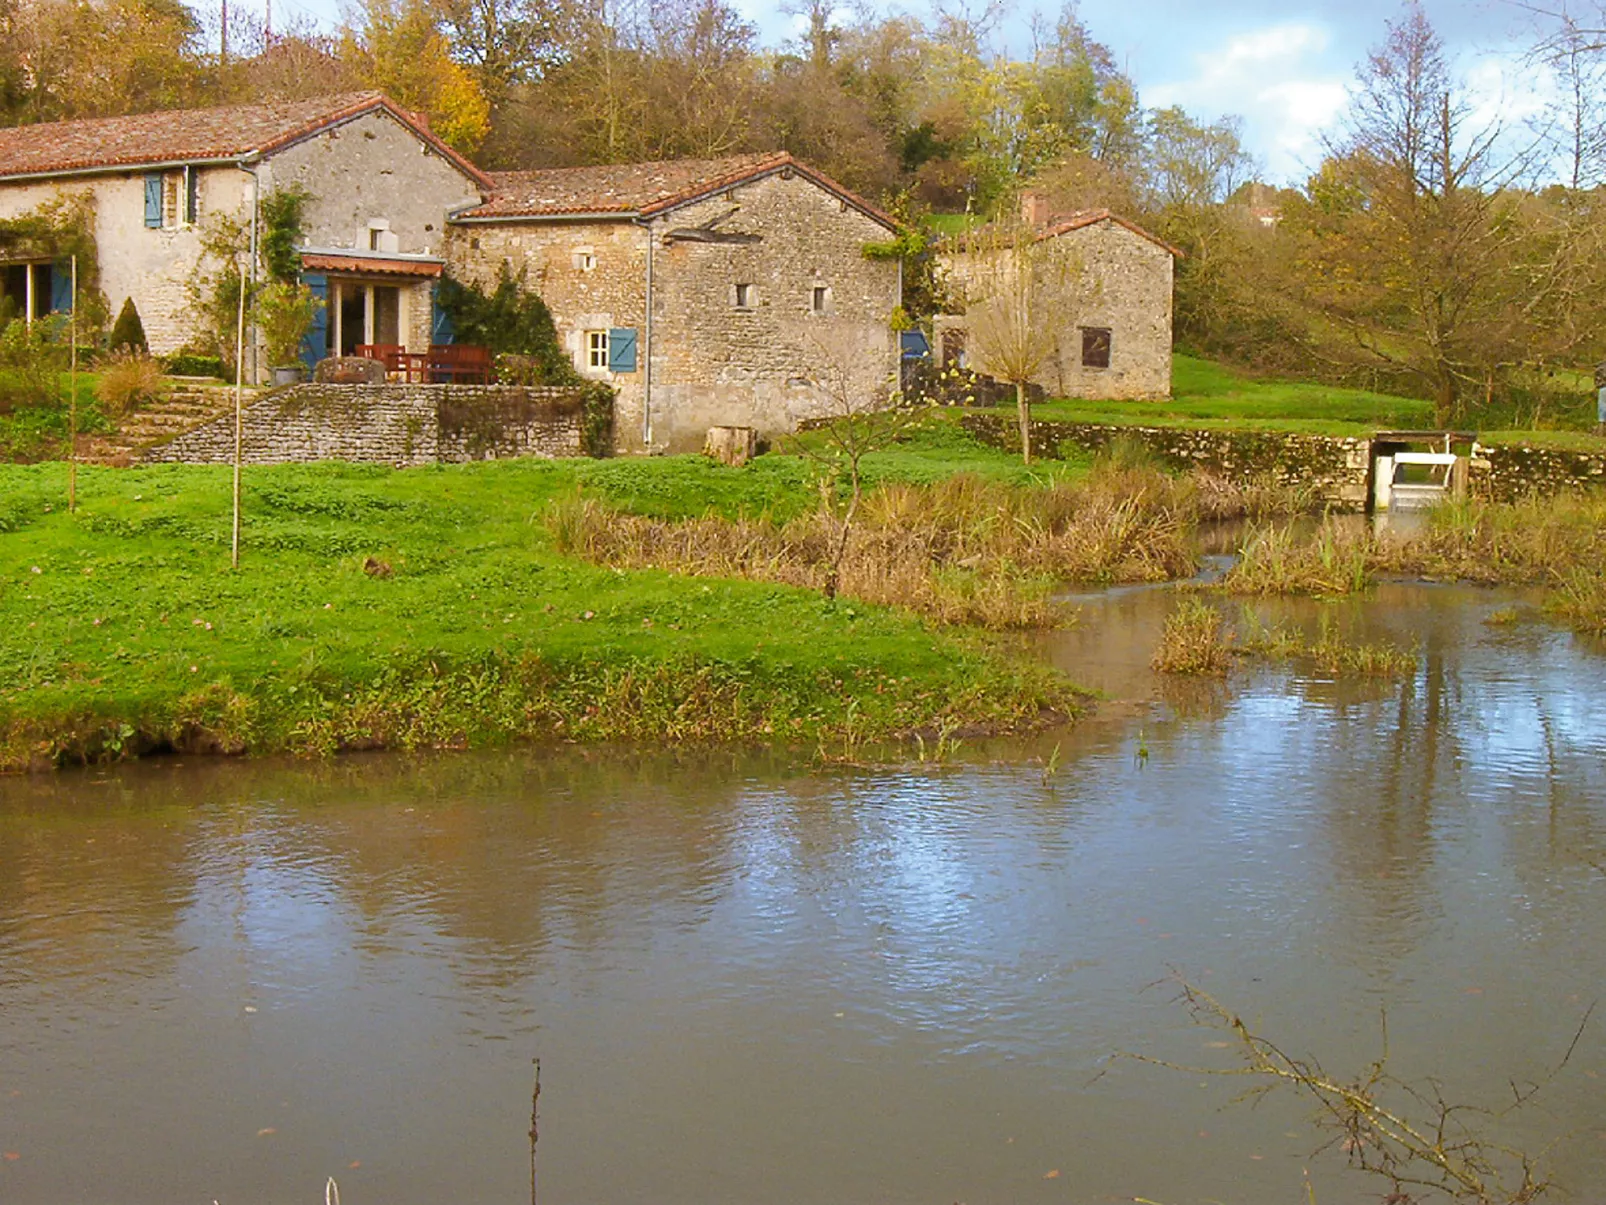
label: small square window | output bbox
[573,248,596,272]
[370,228,384,251]
[811,285,829,313]
[1081,326,1112,369]
[586,330,609,369]
[734,283,753,309]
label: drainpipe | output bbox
[238,157,261,383]
[635,215,654,450]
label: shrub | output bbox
[257,280,322,369]
[164,353,225,379]
[0,317,67,414]
[434,265,578,381]
[97,349,164,417]
[108,297,147,354]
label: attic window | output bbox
[734,282,754,309]
[1081,326,1112,369]
[573,247,596,272]
[811,284,830,314]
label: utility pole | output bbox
[220,0,228,62]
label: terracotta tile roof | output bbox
[0,93,492,189]
[300,252,444,278]
[455,151,896,229]
[1038,209,1184,258]
[945,209,1183,258]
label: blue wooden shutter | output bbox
[185,168,199,225]
[48,263,71,314]
[300,273,328,371]
[431,286,454,345]
[144,174,163,228]
[608,327,637,373]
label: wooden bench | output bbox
[426,344,493,384]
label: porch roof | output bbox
[300,251,446,279]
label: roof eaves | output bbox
[451,207,642,223]
[0,153,247,184]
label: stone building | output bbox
[939,197,1178,400]
[447,152,902,452]
[0,93,489,371]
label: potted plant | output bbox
[257,280,322,386]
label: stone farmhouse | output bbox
[939,193,1179,400]
[446,152,902,453]
[0,93,490,363]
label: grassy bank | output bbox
[0,454,1082,772]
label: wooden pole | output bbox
[68,255,77,512]
[231,255,245,570]
[529,1058,540,1205]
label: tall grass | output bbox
[550,465,1217,628]
[1152,599,1233,674]
[1224,518,1373,596]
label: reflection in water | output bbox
[2,586,1605,1205]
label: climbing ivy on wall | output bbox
[0,192,109,335]
[259,185,312,284]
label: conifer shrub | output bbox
[108,297,147,354]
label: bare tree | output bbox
[946,219,1082,464]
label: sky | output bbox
[262,0,1561,185]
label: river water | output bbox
[3,583,1605,1205]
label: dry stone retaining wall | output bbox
[141,384,591,465]
[960,414,1373,508]
[1471,444,1606,503]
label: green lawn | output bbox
[1014,354,1437,436]
[0,448,1076,769]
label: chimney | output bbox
[1020,190,1050,228]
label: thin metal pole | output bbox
[68,255,77,512]
[231,253,245,570]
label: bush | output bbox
[257,280,322,369]
[0,317,67,415]
[108,297,147,354]
[97,349,163,417]
[434,265,578,382]
[164,353,225,379]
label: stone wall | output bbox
[141,384,590,465]
[1472,443,1606,502]
[446,168,900,454]
[940,217,1174,401]
[961,413,1373,508]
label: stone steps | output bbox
[80,381,260,466]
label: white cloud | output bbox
[1146,22,1350,184]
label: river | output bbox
[2,582,1604,1204]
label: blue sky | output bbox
[261,0,1549,185]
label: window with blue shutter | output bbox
[144,174,163,228]
[300,273,328,371]
[48,264,70,314]
[431,286,455,345]
[608,327,637,373]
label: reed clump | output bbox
[1223,518,1374,596]
[1151,599,1234,674]
[549,467,1210,629]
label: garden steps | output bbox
[81,380,260,466]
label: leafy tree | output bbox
[343,0,492,152]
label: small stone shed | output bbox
[938,198,1179,400]
[0,93,490,374]
[446,152,902,453]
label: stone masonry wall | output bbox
[941,218,1174,402]
[141,384,587,465]
[961,414,1373,508]
[1472,443,1606,502]
[445,169,900,454]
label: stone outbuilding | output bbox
[938,196,1179,401]
[0,92,490,374]
[447,152,902,453]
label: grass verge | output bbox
[0,458,1082,772]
